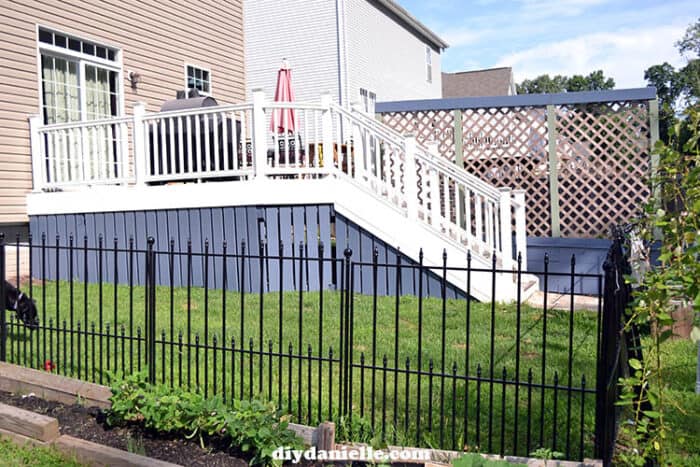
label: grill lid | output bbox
[160,95,218,112]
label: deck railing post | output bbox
[513,189,527,267]
[403,135,419,220]
[350,102,365,179]
[29,115,44,192]
[132,102,147,186]
[252,89,268,179]
[426,142,441,229]
[321,93,334,173]
[499,188,513,268]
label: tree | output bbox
[644,19,700,143]
[516,70,615,94]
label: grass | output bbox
[0,438,84,466]
[4,279,601,459]
[658,338,700,465]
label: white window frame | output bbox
[35,25,125,122]
[426,45,432,83]
[359,88,376,115]
[184,63,212,96]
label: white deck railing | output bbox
[29,90,526,266]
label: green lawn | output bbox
[0,438,84,467]
[4,280,600,459]
[658,338,700,465]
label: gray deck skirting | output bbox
[376,87,657,113]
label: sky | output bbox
[398,0,700,89]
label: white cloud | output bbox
[495,24,689,88]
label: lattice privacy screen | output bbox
[380,100,651,238]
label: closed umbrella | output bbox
[270,59,296,135]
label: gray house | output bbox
[245,0,448,111]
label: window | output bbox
[360,88,376,114]
[426,45,432,83]
[38,27,121,124]
[186,65,211,95]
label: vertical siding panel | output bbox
[103,213,117,284]
[74,214,87,284]
[210,207,226,290]
[373,238,388,296]
[166,210,182,288]
[264,207,280,292]
[346,221,361,293]
[385,244,397,297]
[305,206,319,291]
[133,211,148,286]
[291,206,306,291]
[359,229,373,294]
[199,208,216,289]
[317,205,332,289]
[222,207,239,292]
[233,206,250,292]
[278,207,295,292]
[186,209,203,288]
[176,209,191,289]
[245,207,261,294]
[55,214,70,281]
[154,210,170,287]
[113,212,129,287]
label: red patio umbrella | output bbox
[270,59,296,134]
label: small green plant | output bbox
[452,452,525,467]
[529,447,564,461]
[107,371,302,466]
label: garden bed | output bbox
[0,389,248,466]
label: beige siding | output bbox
[0,0,245,225]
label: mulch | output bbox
[0,389,249,466]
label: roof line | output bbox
[376,87,658,112]
[443,67,513,75]
[371,0,449,50]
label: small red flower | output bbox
[44,360,56,372]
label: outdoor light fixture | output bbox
[128,70,142,89]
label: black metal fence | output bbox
[0,231,632,462]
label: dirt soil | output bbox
[0,389,249,466]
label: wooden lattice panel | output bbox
[555,101,650,237]
[460,107,551,237]
[380,110,456,161]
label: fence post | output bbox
[252,89,268,179]
[404,135,419,220]
[145,236,156,383]
[513,189,527,267]
[28,115,44,192]
[132,102,147,186]
[0,233,5,362]
[499,188,513,268]
[342,247,353,416]
[546,104,561,237]
[321,93,334,173]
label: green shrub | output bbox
[107,371,302,466]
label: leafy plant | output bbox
[452,452,525,467]
[617,105,700,465]
[107,371,302,465]
[529,447,564,461]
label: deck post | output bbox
[513,189,527,267]
[427,142,441,229]
[350,102,365,179]
[546,104,561,237]
[28,115,44,192]
[321,93,334,173]
[403,135,418,220]
[499,188,513,268]
[252,89,268,179]
[132,103,147,186]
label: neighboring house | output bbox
[0,0,245,236]
[441,67,517,98]
[245,0,448,111]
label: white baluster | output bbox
[132,102,147,186]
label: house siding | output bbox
[244,0,341,104]
[344,0,442,105]
[0,0,245,225]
